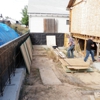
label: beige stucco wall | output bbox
[71,0,100,36]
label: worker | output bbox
[84,36,96,62]
[67,34,75,58]
[91,41,97,57]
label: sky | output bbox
[0,0,69,21]
[0,0,28,21]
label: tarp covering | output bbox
[0,23,19,46]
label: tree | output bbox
[21,5,29,26]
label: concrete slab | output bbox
[39,68,62,85]
[93,62,100,71]
[0,68,26,100]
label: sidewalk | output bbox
[0,68,26,100]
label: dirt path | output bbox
[19,46,100,100]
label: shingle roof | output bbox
[28,0,69,14]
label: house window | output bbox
[66,20,69,25]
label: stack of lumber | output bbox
[51,46,91,71]
[59,58,91,72]
[60,58,90,69]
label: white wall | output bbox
[29,17,44,32]
[29,16,69,33]
[57,17,69,33]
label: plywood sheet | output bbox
[64,58,90,67]
[67,66,89,69]
[28,37,33,49]
[39,68,62,85]
[25,38,33,60]
[20,44,30,74]
[46,35,56,46]
[24,42,31,66]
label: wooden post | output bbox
[75,38,78,52]
[84,39,87,56]
[64,34,68,47]
[69,9,72,32]
[97,43,100,60]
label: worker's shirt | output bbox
[68,37,75,46]
[86,39,93,51]
[91,42,97,50]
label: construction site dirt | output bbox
[19,46,100,100]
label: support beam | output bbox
[72,33,100,43]
[84,39,87,56]
[97,43,100,60]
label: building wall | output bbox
[57,17,69,33]
[71,0,100,36]
[29,16,69,33]
[29,17,44,32]
[71,0,82,34]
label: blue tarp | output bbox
[0,23,19,46]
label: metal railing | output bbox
[0,33,29,96]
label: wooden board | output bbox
[59,58,90,70]
[59,59,68,66]
[62,64,93,73]
[64,58,90,67]
[28,37,33,50]
[59,58,90,67]
[20,44,30,74]
[25,37,33,60]
[24,42,31,66]
[39,68,62,85]
[67,66,89,69]
[44,19,58,33]
[67,68,93,73]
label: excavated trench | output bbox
[19,46,100,100]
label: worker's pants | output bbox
[91,50,95,56]
[84,50,95,62]
[67,45,74,58]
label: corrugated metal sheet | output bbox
[28,0,69,14]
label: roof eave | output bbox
[67,0,76,8]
